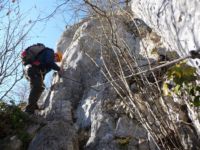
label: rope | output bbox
[91,54,195,88]
[57,49,200,90]
[61,76,82,84]
[61,75,100,91]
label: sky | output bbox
[20,0,71,49]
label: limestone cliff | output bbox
[131,0,200,70]
[28,1,200,150]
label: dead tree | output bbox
[0,0,35,101]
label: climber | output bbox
[21,43,63,114]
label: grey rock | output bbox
[115,116,147,138]
[8,136,22,150]
[28,121,78,150]
[29,7,200,150]
[27,124,40,136]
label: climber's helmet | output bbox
[54,51,63,62]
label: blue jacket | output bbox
[36,48,60,73]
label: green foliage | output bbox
[163,61,200,106]
[166,62,196,84]
[0,101,32,148]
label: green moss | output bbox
[163,61,200,106]
[0,101,33,149]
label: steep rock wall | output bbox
[131,0,200,69]
[28,8,200,150]
[131,0,200,141]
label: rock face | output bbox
[29,2,200,150]
[28,121,78,150]
[131,0,200,69]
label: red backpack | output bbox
[21,43,45,65]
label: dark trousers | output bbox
[25,66,45,114]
